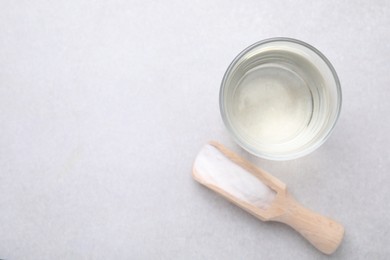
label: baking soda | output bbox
[193,144,276,209]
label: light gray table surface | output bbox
[1,0,389,259]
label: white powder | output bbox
[193,144,276,209]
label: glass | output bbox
[220,38,342,160]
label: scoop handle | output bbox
[274,197,344,255]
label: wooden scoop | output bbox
[192,142,344,255]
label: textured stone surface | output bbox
[0,0,389,259]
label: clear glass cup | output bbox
[220,38,342,160]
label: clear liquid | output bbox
[221,40,341,159]
[232,64,313,144]
[225,48,329,154]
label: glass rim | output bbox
[219,37,342,160]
